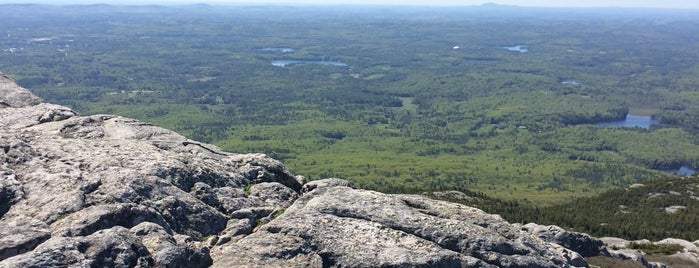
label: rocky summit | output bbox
[0,72,619,267]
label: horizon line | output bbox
[1,1,699,10]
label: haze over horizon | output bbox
[0,0,698,9]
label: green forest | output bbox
[2,4,699,240]
[434,176,699,241]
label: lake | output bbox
[271,60,348,67]
[502,45,528,53]
[596,114,658,129]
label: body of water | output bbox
[596,114,658,129]
[596,115,694,175]
[259,47,294,52]
[502,45,528,53]
[271,60,348,67]
[675,166,696,176]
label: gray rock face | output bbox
[607,248,652,267]
[0,218,50,261]
[1,74,588,267]
[0,75,300,267]
[212,184,587,267]
[0,73,43,108]
[521,223,607,257]
[3,226,154,267]
[432,190,481,202]
[300,177,354,194]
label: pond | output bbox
[259,47,294,53]
[596,114,658,129]
[502,45,528,53]
[271,60,348,67]
[674,166,696,176]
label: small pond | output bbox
[271,60,348,67]
[502,45,528,53]
[674,166,696,176]
[596,114,658,129]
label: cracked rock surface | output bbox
[212,183,586,267]
[0,73,300,267]
[1,72,589,267]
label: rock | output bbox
[0,75,301,267]
[211,180,587,267]
[663,205,686,214]
[648,262,671,268]
[654,238,698,253]
[153,195,228,239]
[600,237,631,249]
[213,187,252,214]
[191,182,220,208]
[605,248,675,268]
[49,203,169,237]
[300,177,354,194]
[38,106,77,123]
[432,190,480,202]
[249,182,298,208]
[232,153,302,192]
[599,237,680,268]
[647,192,667,198]
[0,172,23,218]
[130,222,212,268]
[608,248,650,266]
[667,252,699,267]
[294,175,307,186]
[0,217,50,261]
[0,73,43,107]
[521,223,606,257]
[635,239,653,245]
[549,243,587,267]
[215,218,255,245]
[0,226,153,268]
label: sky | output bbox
[0,0,698,9]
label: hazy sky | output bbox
[1,0,698,9]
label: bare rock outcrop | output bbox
[1,73,591,267]
[520,223,607,257]
[211,182,588,267]
[0,74,300,267]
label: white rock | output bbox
[654,238,698,253]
